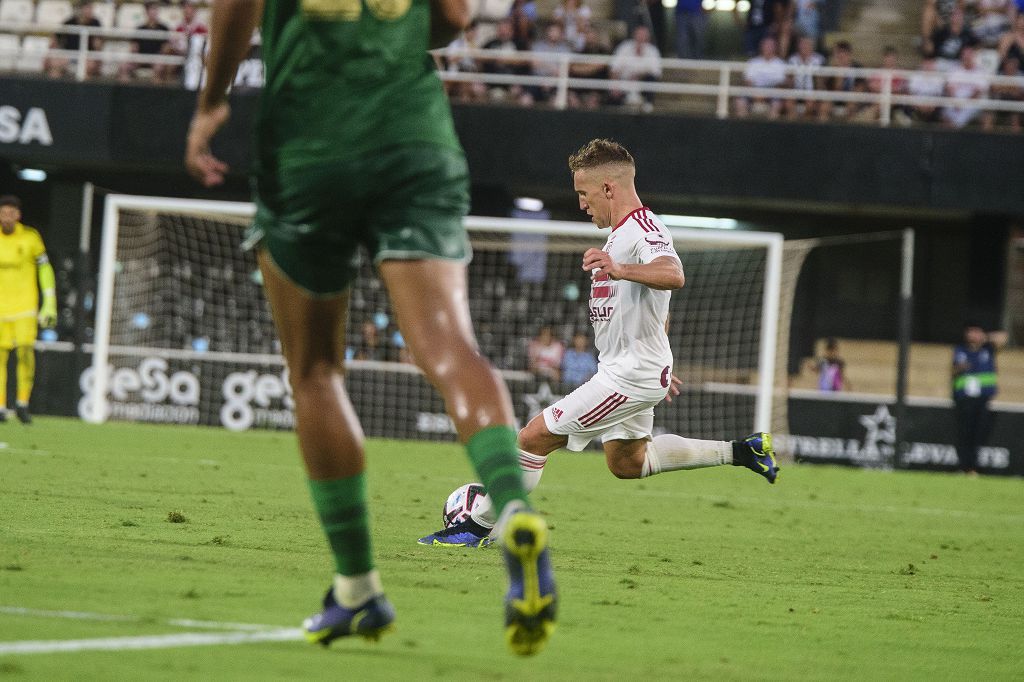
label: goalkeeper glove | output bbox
[38,294,57,328]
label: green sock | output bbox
[467,425,529,514]
[307,474,374,576]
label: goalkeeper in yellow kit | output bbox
[0,195,57,424]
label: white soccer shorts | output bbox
[542,376,659,451]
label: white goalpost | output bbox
[86,194,783,441]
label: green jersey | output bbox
[255,0,462,173]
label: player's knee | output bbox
[287,358,340,392]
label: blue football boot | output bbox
[417,518,493,547]
[302,589,395,646]
[733,431,780,484]
[502,510,557,656]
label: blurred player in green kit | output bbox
[185,0,556,656]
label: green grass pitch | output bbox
[2,418,1022,679]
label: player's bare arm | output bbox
[430,0,472,48]
[185,0,264,187]
[581,249,685,290]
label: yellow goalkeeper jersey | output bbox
[0,222,47,319]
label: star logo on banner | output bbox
[858,404,896,461]
[523,381,561,420]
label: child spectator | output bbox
[812,337,847,391]
[818,40,867,121]
[867,46,910,122]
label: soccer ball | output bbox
[443,482,486,528]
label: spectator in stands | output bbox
[991,56,1024,130]
[817,40,867,121]
[793,0,822,46]
[811,337,847,391]
[922,0,962,47]
[997,14,1024,69]
[867,46,910,122]
[482,18,532,104]
[943,42,993,128]
[674,0,708,59]
[972,0,1015,47]
[45,1,103,79]
[908,52,946,123]
[569,26,611,109]
[528,325,564,382]
[951,323,1007,474]
[607,24,662,112]
[444,21,488,103]
[162,1,207,83]
[930,8,976,68]
[554,0,592,51]
[784,33,825,119]
[509,0,538,50]
[735,35,787,119]
[530,22,574,104]
[121,1,170,82]
[353,320,389,362]
[561,332,598,388]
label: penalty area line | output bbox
[0,629,304,656]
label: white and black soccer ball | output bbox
[443,482,485,529]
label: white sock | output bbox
[471,449,549,529]
[641,434,732,478]
[333,569,383,609]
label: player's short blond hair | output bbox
[567,139,635,173]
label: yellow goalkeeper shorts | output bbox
[0,316,37,349]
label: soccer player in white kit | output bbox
[420,139,779,547]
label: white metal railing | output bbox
[1,18,1022,127]
[0,21,188,79]
[436,48,1024,125]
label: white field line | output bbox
[0,606,282,631]
[0,629,304,655]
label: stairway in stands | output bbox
[826,0,921,66]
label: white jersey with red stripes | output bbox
[589,207,679,401]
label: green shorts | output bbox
[249,145,470,295]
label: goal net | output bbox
[85,195,783,443]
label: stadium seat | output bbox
[0,32,19,70]
[195,7,210,29]
[17,34,49,72]
[35,0,71,25]
[157,4,181,28]
[90,0,113,27]
[0,0,35,23]
[115,2,144,29]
